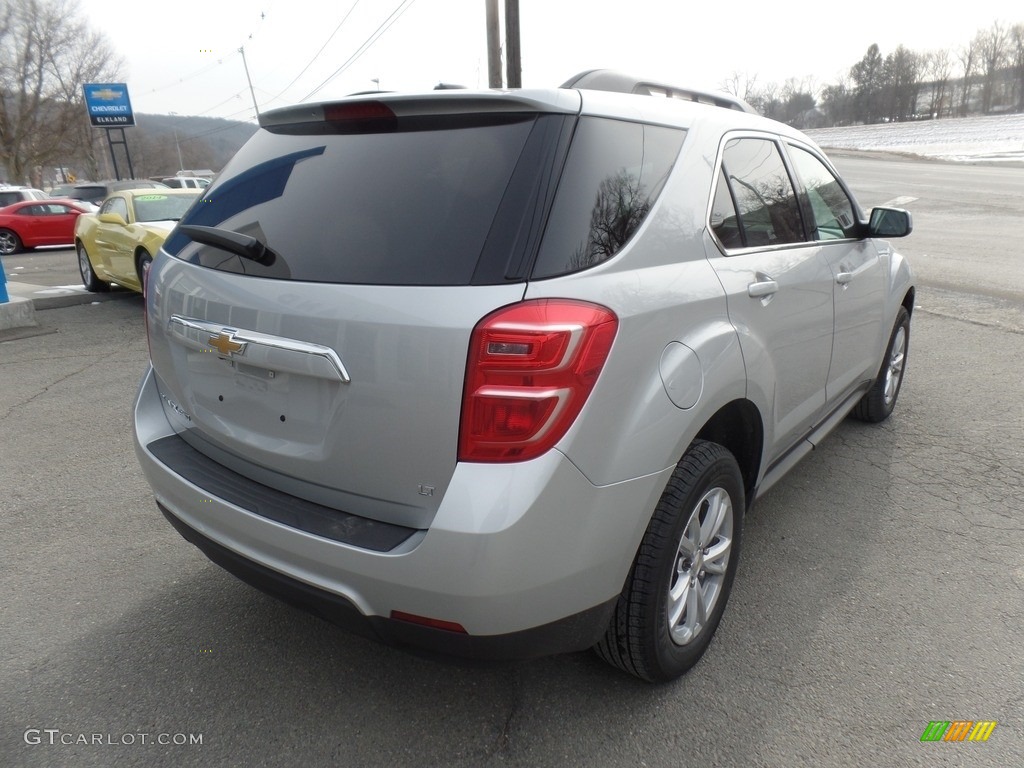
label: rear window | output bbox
[164,114,540,285]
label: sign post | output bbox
[82,83,136,181]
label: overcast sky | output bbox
[79,0,1023,122]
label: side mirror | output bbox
[868,207,912,238]
[98,212,128,226]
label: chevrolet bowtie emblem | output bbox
[208,330,247,357]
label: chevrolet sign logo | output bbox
[208,330,247,357]
[92,88,124,100]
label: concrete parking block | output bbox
[0,294,37,331]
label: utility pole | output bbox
[485,0,503,88]
[504,0,521,88]
[239,46,261,119]
[174,131,185,172]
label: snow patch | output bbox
[807,114,1024,163]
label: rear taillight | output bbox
[459,299,618,463]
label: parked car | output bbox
[133,70,914,682]
[49,183,84,198]
[161,177,210,189]
[74,189,200,293]
[66,179,170,205]
[0,199,92,255]
[0,186,50,207]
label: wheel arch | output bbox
[694,398,763,507]
[901,286,915,317]
[134,245,153,266]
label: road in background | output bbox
[832,152,1024,332]
[1,154,1022,767]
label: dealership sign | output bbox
[83,83,136,127]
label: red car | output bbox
[0,199,91,255]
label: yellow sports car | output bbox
[75,189,200,293]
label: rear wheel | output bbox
[0,228,22,255]
[852,306,910,423]
[77,242,110,292]
[595,440,744,682]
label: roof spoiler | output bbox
[561,69,757,114]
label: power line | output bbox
[264,0,364,108]
[140,52,241,97]
[195,90,248,118]
[181,5,274,120]
[302,0,418,101]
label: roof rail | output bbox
[561,69,757,114]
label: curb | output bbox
[0,294,38,331]
[4,281,137,311]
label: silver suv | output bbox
[134,71,913,682]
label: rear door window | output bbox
[531,118,685,278]
[713,137,806,250]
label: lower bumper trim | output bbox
[159,502,616,661]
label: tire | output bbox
[136,250,153,286]
[77,242,110,292]
[595,440,745,682]
[0,228,22,255]
[852,306,910,423]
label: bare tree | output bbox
[975,21,1010,112]
[956,38,979,116]
[1012,24,1024,111]
[720,71,759,103]
[923,49,953,117]
[0,0,122,184]
[747,81,781,119]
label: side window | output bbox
[22,205,46,216]
[532,118,686,278]
[716,138,805,249]
[788,146,857,240]
[101,197,129,219]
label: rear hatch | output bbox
[145,92,580,529]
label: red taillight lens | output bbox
[459,299,618,463]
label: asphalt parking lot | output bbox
[1,285,1021,768]
[2,152,1023,767]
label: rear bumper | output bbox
[134,364,674,659]
[160,501,616,661]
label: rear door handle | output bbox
[747,279,779,298]
[836,271,853,285]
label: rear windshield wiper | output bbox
[178,224,276,266]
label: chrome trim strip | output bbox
[168,315,351,383]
